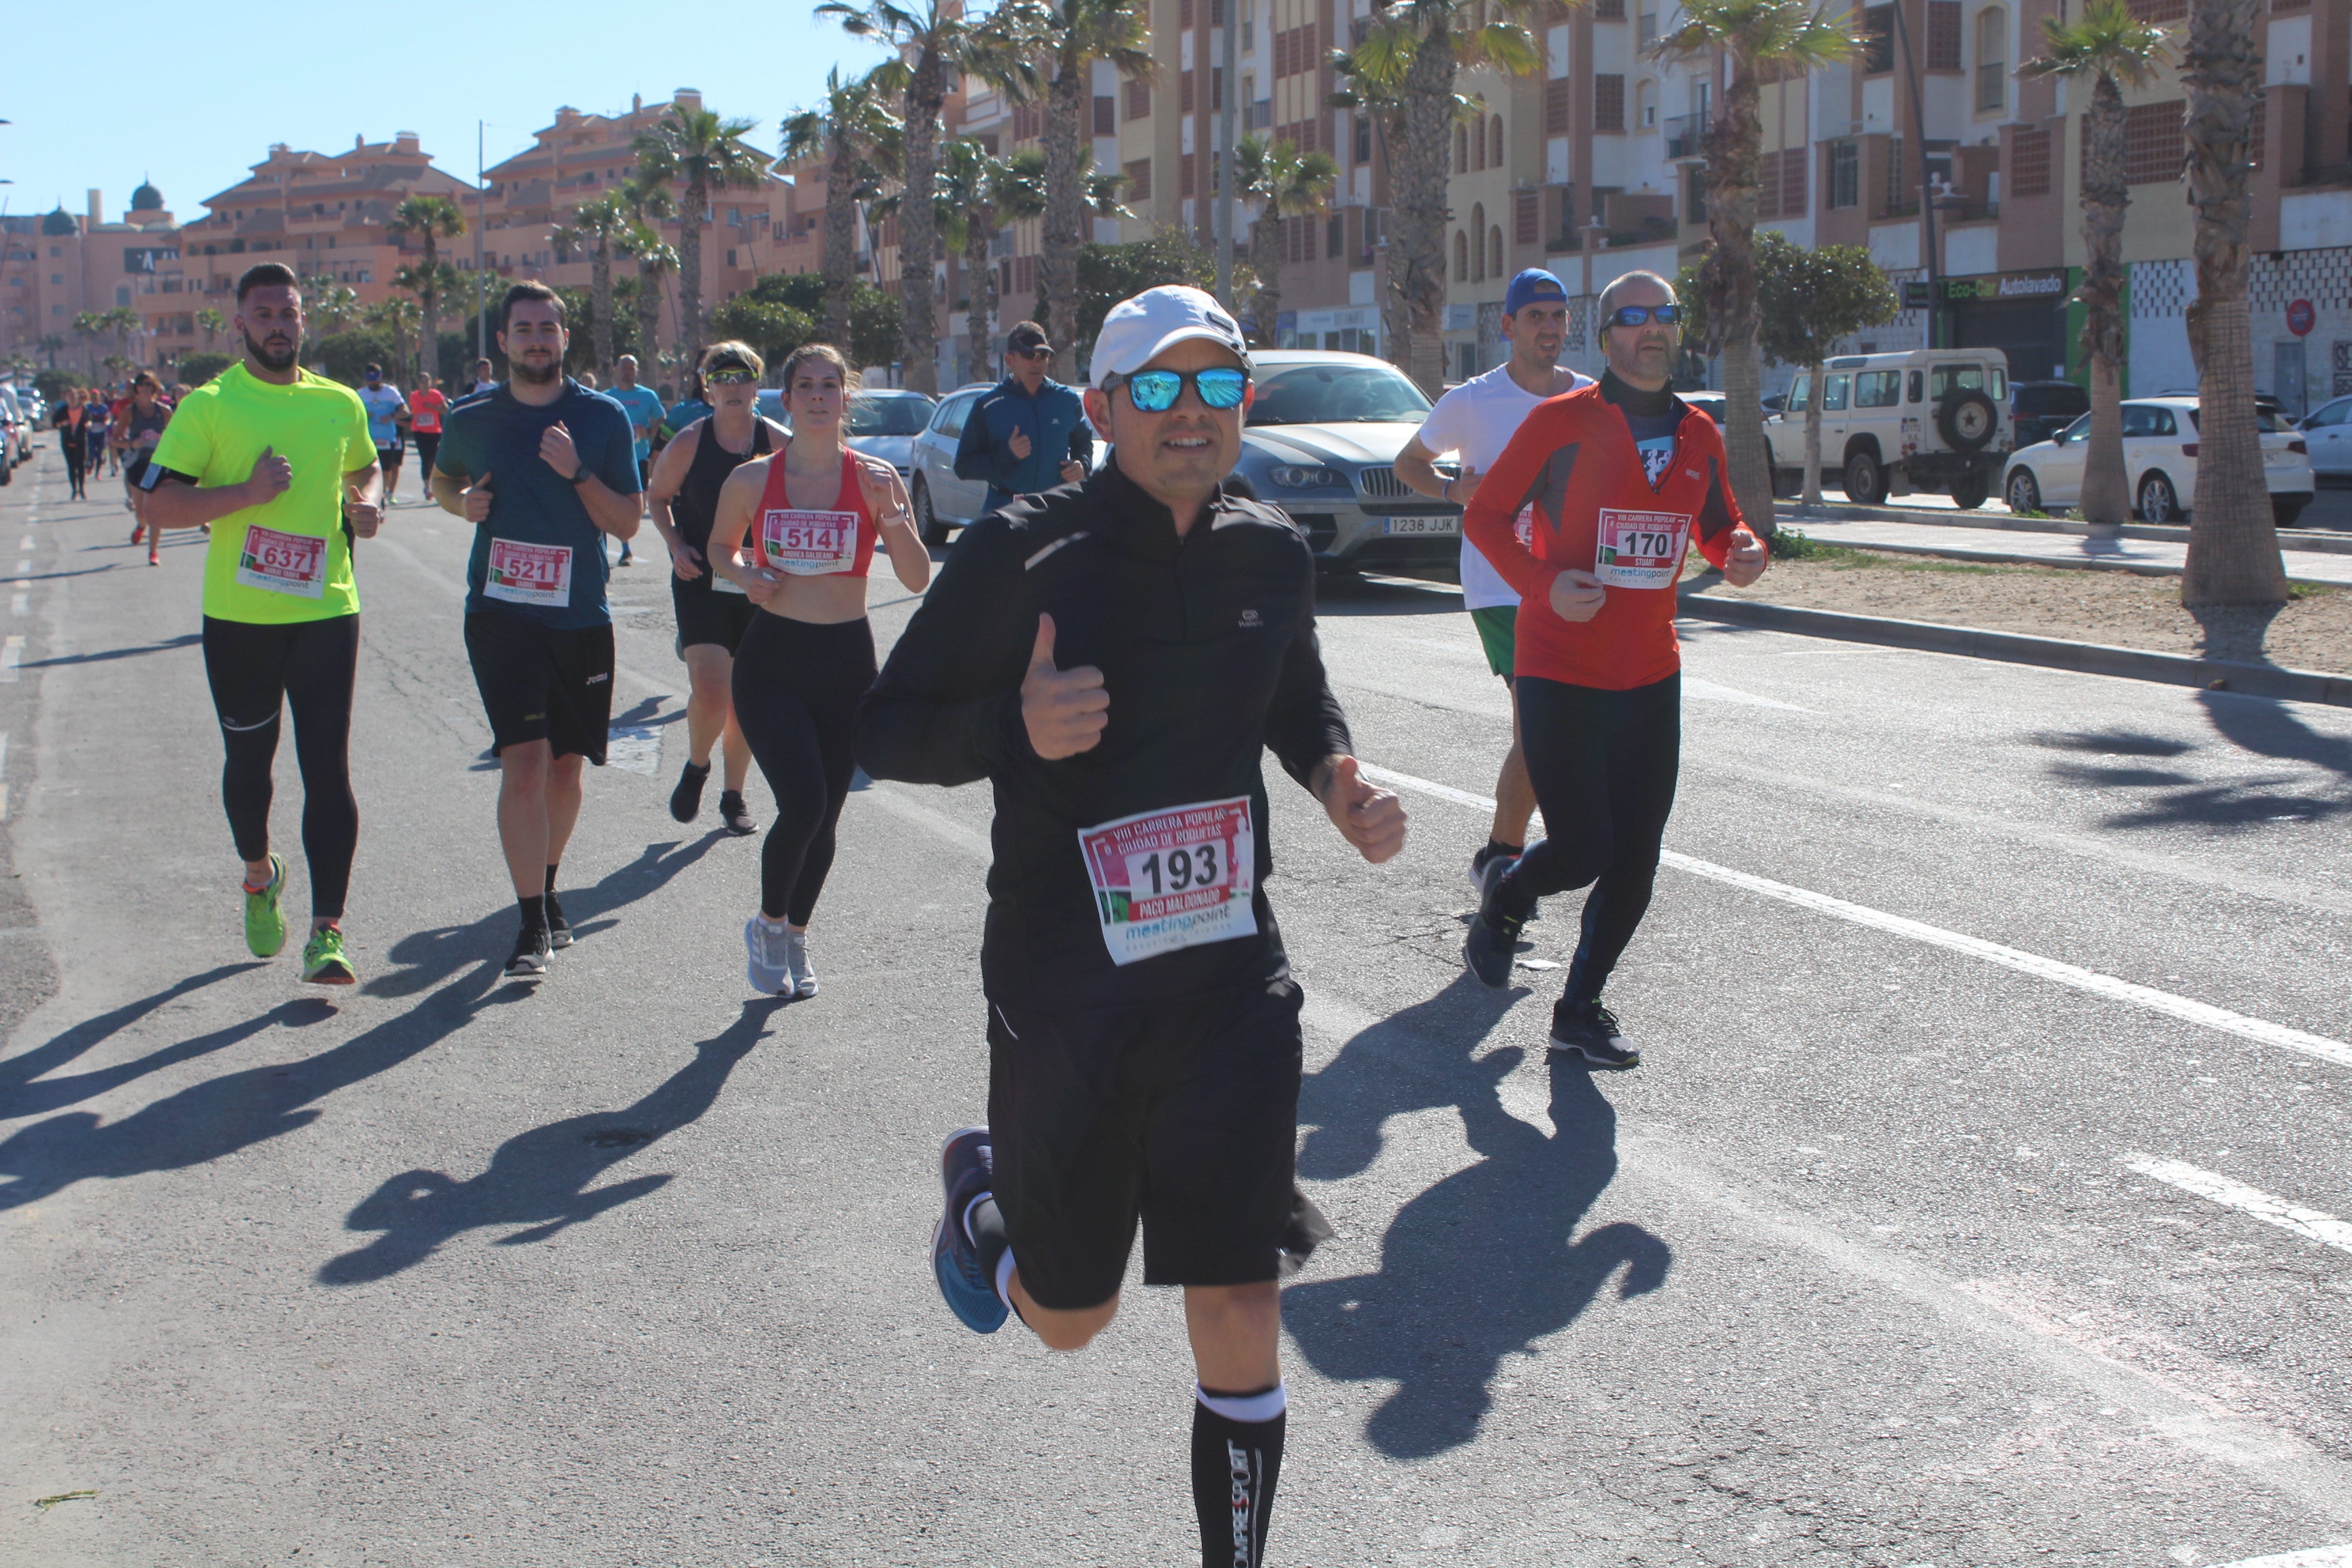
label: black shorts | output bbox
[124,454,151,488]
[985,977,1305,1311]
[672,576,760,654]
[376,442,404,469]
[463,610,615,764]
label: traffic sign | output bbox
[2287,298,2316,336]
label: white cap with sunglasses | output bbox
[1091,287,1251,390]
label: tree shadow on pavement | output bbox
[316,1000,779,1285]
[1286,979,1670,1458]
[2027,700,2352,831]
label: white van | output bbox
[1765,348,2013,508]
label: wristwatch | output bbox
[566,467,592,486]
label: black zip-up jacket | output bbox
[855,460,1352,1012]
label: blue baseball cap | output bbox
[1503,269,1569,316]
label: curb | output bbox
[1776,501,2352,557]
[1676,591,2352,707]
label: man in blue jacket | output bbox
[953,321,1094,513]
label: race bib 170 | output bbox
[484,538,574,606]
[1593,506,1690,589]
[235,524,327,599]
[1077,796,1258,966]
[760,508,858,576]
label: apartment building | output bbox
[1,188,188,372]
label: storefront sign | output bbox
[1942,270,2067,302]
[2287,298,2317,336]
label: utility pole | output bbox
[1888,0,1941,348]
[1215,0,1239,308]
[476,121,489,362]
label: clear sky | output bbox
[1,1,878,225]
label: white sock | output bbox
[1194,1379,1288,1423]
[994,1247,1018,1311]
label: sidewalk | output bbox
[1776,508,2352,587]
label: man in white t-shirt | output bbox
[1394,267,1590,890]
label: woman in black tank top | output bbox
[645,340,789,834]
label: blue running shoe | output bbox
[932,1126,1008,1333]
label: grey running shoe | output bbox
[745,915,791,996]
[785,930,819,998]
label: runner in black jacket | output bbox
[856,285,1405,1568]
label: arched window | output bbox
[1471,203,1486,280]
[1490,224,1504,278]
[1454,229,1469,281]
[1975,7,2007,112]
[1456,122,1470,174]
[1637,79,1659,130]
[1490,116,1505,167]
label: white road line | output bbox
[2211,1547,2352,1568]
[12,558,27,573]
[1356,760,2352,1071]
[2126,1156,2352,1256]
[16,535,32,549]
[0,634,20,683]
[604,723,662,776]
[10,593,25,615]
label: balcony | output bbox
[1664,111,1710,159]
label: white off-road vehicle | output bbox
[1765,348,2013,508]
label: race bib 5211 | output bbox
[760,508,858,576]
[1593,507,1690,589]
[235,524,327,599]
[484,538,574,606]
[1077,797,1258,966]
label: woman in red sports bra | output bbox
[708,342,930,998]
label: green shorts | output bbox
[1469,603,1518,682]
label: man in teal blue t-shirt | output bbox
[604,354,665,568]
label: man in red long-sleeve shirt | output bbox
[1458,269,1767,1066]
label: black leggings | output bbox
[60,437,87,495]
[732,613,875,926]
[1495,672,1681,1006]
[201,614,362,920]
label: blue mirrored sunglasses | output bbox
[1607,304,1684,328]
[1120,366,1250,412]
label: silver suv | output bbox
[1230,350,1460,572]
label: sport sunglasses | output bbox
[1117,366,1250,413]
[1606,304,1684,328]
[704,368,760,386]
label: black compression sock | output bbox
[519,894,547,933]
[544,863,559,893]
[1486,836,1524,859]
[1192,1384,1287,1568]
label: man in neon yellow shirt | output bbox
[143,261,384,985]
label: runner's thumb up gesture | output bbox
[246,444,293,502]
[344,481,382,539]
[1549,568,1607,623]
[1320,754,1408,864]
[1021,613,1109,760]
[463,471,494,525]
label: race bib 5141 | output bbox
[760,508,858,576]
[1077,796,1257,966]
[484,538,574,606]
[1593,507,1690,589]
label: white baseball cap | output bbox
[1090,286,1250,389]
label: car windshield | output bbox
[1248,363,1432,425]
[2185,408,2294,434]
[847,395,932,437]
[1931,363,2006,400]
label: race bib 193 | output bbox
[760,508,858,576]
[1593,506,1690,589]
[1077,796,1258,966]
[235,524,327,599]
[484,538,574,606]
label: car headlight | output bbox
[1269,463,1341,489]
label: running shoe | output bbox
[785,930,818,998]
[669,760,710,823]
[745,915,792,996]
[505,924,551,981]
[545,890,573,949]
[1463,872,1528,989]
[932,1128,1009,1333]
[617,546,635,567]
[1471,843,1540,918]
[718,789,757,836]
[129,523,143,544]
[243,853,289,959]
[148,548,160,567]
[1550,999,1639,1069]
[300,925,357,985]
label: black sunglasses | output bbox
[1606,304,1684,328]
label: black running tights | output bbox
[1496,672,1681,1005]
[731,613,875,926]
[201,614,361,919]
[60,438,87,495]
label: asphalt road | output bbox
[4,444,2351,1568]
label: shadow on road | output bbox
[316,1000,779,1285]
[1286,978,1669,1458]
[22,632,202,670]
[2029,703,2352,830]
[0,963,274,1119]
[1313,572,1462,618]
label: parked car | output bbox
[0,385,27,485]
[907,382,994,544]
[1680,390,1729,426]
[2010,379,2090,451]
[1765,348,2013,507]
[2002,397,2315,525]
[754,387,936,487]
[2299,393,2352,479]
[1229,350,1458,573]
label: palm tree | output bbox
[782,65,906,354]
[71,311,105,374]
[940,140,1049,386]
[195,308,227,348]
[2178,0,2285,606]
[387,195,468,383]
[818,0,1050,394]
[553,194,634,377]
[1039,0,1156,361]
[615,174,678,365]
[633,102,772,363]
[365,297,422,384]
[1653,0,1859,534]
[36,334,66,370]
[1235,137,1339,349]
[310,282,364,340]
[1330,0,1543,394]
[2021,0,2168,529]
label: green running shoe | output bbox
[244,853,288,959]
[301,925,356,986]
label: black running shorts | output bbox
[463,610,615,764]
[672,576,760,654]
[985,977,1305,1311]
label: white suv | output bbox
[2001,396,2317,525]
[1765,349,2012,508]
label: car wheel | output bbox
[1950,468,1991,510]
[1844,448,1889,506]
[2136,471,2180,523]
[2273,494,2309,529]
[913,474,950,546]
[2005,468,2042,515]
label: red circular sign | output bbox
[2287,298,2317,336]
